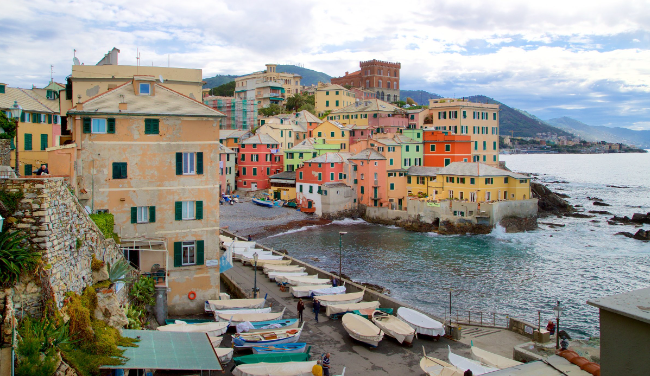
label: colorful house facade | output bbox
[423,130,472,167]
[218,142,236,194]
[348,148,387,207]
[296,152,352,216]
[312,120,352,152]
[314,84,356,116]
[237,134,283,191]
[436,162,531,202]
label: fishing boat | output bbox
[212,307,271,316]
[471,346,522,369]
[208,335,223,348]
[284,276,332,286]
[234,250,273,261]
[325,301,380,317]
[241,254,285,265]
[207,297,266,311]
[315,291,364,307]
[164,318,213,325]
[233,352,310,366]
[215,347,234,365]
[420,347,464,376]
[216,308,286,325]
[341,313,384,347]
[276,274,317,284]
[252,343,308,354]
[267,271,308,281]
[263,265,305,274]
[448,346,498,375]
[252,198,274,208]
[236,318,299,333]
[371,310,416,345]
[397,307,446,340]
[254,259,293,266]
[290,284,333,298]
[232,323,305,349]
[232,361,318,376]
[156,321,229,337]
[310,285,346,297]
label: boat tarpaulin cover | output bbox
[208,298,265,310]
[233,353,310,366]
[290,285,332,297]
[372,312,415,344]
[218,311,284,323]
[471,346,522,369]
[315,291,363,306]
[325,301,380,316]
[397,307,445,337]
[310,286,346,296]
[156,321,229,336]
[233,361,318,376]
[342,313,382,337]
[448,346,498,375]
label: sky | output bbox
[2,0,649,130]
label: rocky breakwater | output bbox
[531,182,574,217]
[612,212,650,241]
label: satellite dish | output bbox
[73,57,80,65]
[159,75,164,83]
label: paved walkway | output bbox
[0,347,12,376]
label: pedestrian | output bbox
[297,298,305,322]
[247,234,252,241]
[464,370,473,376]
[560,336,569,351]
[313,299,321,323]
[546,320,556,335]
[35,164,49,175]
[322,353,331,376]
[311,360,323,376]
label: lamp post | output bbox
[252,252,259,298]
[10,101,22,176]
[553,301,563,349]
[338,232,347,284]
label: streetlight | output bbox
[338,232,347,284]
[252,252,259,298]
[553,301,563,349]
[9,101,22,176]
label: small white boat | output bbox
[290,284,333,298]
[208,298,266,311]
[267,271,308,281]
[237,318,299,333]
[241,255,285,265]
[420,347,464,376]
[448,346,498,375]
[232,361,318,376]
[215,347,234,365]
[341,313,384,347]
[255,259,293,266]
[216,308,286,325]
[232,323,305,349]
[276,274,318,284]
[208,335,223,348]
[252,343,308,354]
[252,198,274,208]
[325,301,380,317]
[263,265,305,275]
[213,307,271,316]
[285,276,332,286]
[316,291,364,307]
[471,346,522,369]
[397,307,445,339]
[371,310,415,345]
[156,321,229,337]
[310,285,346,297]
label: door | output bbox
[398,199,403,210]
[274,190,281,200]
[373,187,378,198]
[252,182,257,190]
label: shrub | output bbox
[0,230,40,287]
[129,276,155,307]
[0,188,24,216]
[91,255,104,271]
[108,259,133,284]
[89,213,119,242]
[15,316,73,376]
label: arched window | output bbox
[376,91,380,98]
[366,80,369,88]
[381,92,385,101]
[394,81,397,90]
[387,81,391,89]
[387,94,392,102]
[378,80,382,88]
[394,71,398,77]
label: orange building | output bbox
[423,130,471,167]
[348,148,387,207]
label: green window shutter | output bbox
[175,201,182,221]
[10,138,15,150]
[24,164,33,176]
[83,117,91,133]
[112,163,120,179]
[24,134,32,151]
[40,134,48,150]
[196,240,204,265]
[20,112,25,122]
[121,163,127,178]
[32,113,38,123]
[153,119,159,134]
[196,152,204,175]
[47,114,52,124]
[131,207,137,224]
[176,153,182,175]
[144,119,151,134]
[174,242,182,267]
[107,118,116,134]
[196,201,203,220]
[149,206,156,223]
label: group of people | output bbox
[296,297,321,323]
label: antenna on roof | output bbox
[73,49,80,65]
[159,75,164,83]
[50,65,54,82]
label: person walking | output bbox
[297,298,305,322]
[313,299,321,323]
[321,353,331,376]
[247,234,252,241]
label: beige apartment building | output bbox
[427,98,500,166]
[314,83,356,116]
[234,64,302,108]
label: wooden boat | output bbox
[397,307,445,339]
[371,310,415,345]
[233,352,310,366]
[232,323,305,349]
[234,250,273,261]
[208,335,223,348]
[447,346,498,374]
[315,291,364,307]
[255,259,292,266]
[276,274,318,284]
[267,271,308,281]
[290,284,333,298]
[212,307,271,316]
[251,343,308,354]
[310,285,346,297]
[284,276,331,286]
[325,301,380,317]
[164,318,213,325]
[420,347,464,376]
[341,313,384,347]
[232,361,318,376]
[263,265,305,275]
[252,198,274,208]
[471,346,522,369]
[215,347,234,365]
[207,298,265,311]
[216,308,286,325]
[156,321,229,337]
[241,254,285,265]
[237,318,299,333]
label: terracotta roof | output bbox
[407,166,441,176]
[305,152,353,164]
[219,130,253,139]
[295,110,323,124]
[0,87,57,113]
[330,99,402,114]
[269,171,296,180]
[286,138,316,151]
[348,148,386,160]
[242,133,280,145]
[336,70,361,78]
[439,162,529,179]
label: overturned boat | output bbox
[371,310,416,346]
[342,313,384,347]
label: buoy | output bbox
[188,291,197,300]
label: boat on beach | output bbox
[371,310,416,345]
[263,265,305,274]
[236,318,299,333]
[420,347,464,376]
[232,323,305,349]
[290,284,333,297]
[397,307,445,340]
[216,308,286,324]
[215,347,234,365]
[341,313,384,347]
[267,271,309,281]
[212,307,271,316]
[284,276,332,286]
[156,321,229,337]
[254,259,293,266]
[471,345,522,369]
[232,361,318,376]
[241,254,285,265]
[276,274,318,284]
[309,285,346,296]
[207,298,266,311]
[314,291,364,307]
[252,198,274,208]
[233,352,311,366]
[325,301,380,317]
[251,343,308,354]
[447,346,498,375]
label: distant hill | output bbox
[547,117,650,148]
[203,74,238,89]
[400,90,442,105]
[202,65,331,89]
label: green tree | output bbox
[298,103,316,115]
[0,111,17,140]
[258,104,284,117]
[285,94,305,113]
[209,81,236,97]
[394,100,406,108]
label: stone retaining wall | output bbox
[0,139,11,167]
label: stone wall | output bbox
[0,178,125,316]
[0,139,11,167]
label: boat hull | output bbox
[244,319,299,333]
[233,330,302,349]
[252,199,273,208]
[251,343,307,354]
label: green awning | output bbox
[233,352,311,366]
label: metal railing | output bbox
[444,309,512,329]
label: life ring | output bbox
[188,291,197,300]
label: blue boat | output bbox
[252,343,309,354]
[246,318,299,333]
[252,198,273,208]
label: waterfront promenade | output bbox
[222,257,529,375]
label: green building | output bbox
[284,138,341,172]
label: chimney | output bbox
[345,71,348,75]
[119,102,128,110]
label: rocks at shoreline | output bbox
[438,220,492,235]
[608,212,650,226]
[593,201,611,207]
[531,182,574,216]
[615,229,650,241]
[500,216,539,232]
[565,212,596,219]
[589,210,612,215]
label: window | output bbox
[133,206,155,223]
[416,145,420,152]
[504,177,509,183]
[444,158,451,166]
[430,144,436,152]
[267,167,270,175]
[139,83,151,95]
[474,141,478,150]
[182,201,195,219]
[336,100,339,106]
[144,119,159,134]
[253,168,257,176]
[330,132,335,137]
[493,141,497,150]
[445,144,451,152]
[40,134,48,150]
[361,173,364,180]
[485,178,494,184]
[390,183,395,190]
[318,173,322,181]
[486,192,492,201]
[299,171,303,180]
[318,132,322,137]
[92,118,107,133]
[405,145,410,152]
[182,241,195,265]
[251,154,259,162]
[360,186,365,194]
[183,153,195,174]
[326,91,330,96]
[330,172,334,180]
[309,185,313,193]
[24,164,32,176]
[493,113,497,120]
[112,162,127,179]
[470,178,475,184]
[24,133,32,151]
[326,101,329,107]
[389,158,393,166]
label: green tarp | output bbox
[233,352,310,366]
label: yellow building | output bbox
[234,64,302,108]
[326,99,402,127]
[428,98,500,166]
[387,169,408,210]
[314,84,356,116]
[405,166,441,199]
[312,120,351,151]
[1,82,61,176]
[269,171,297,200]
[256,115,307,151]
[436,162,531,202]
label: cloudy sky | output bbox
[2,0,649,129]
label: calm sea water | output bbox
[260,153,650,338]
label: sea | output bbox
[259,153,650,338]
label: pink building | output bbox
[348,125,373,145]
[368,114,408,136]
[348,148,387,207]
